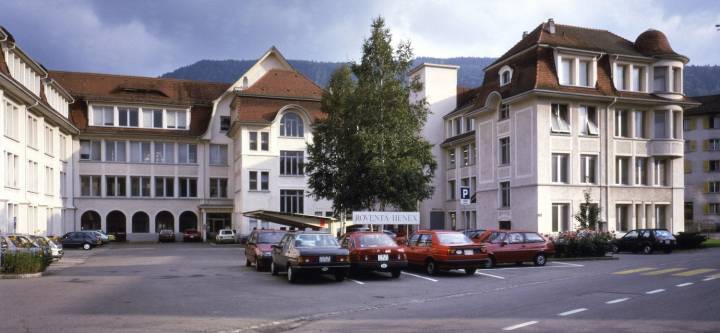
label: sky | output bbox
[1,0,718,77]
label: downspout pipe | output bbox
[605,97,618,231]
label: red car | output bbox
[475,230,555,267]
[403,230,489,276]
[182,229,202,242]
[339,231,407,278]
[245,229,286,271]
[158,229,176,242]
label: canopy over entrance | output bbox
[243,210,349,235]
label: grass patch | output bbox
[702,239,720,248]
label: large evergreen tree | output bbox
[306,17,436,216]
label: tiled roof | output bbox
[686,95,720,116]
[240,69,323,99]
[232,95,325,124]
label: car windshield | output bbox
[437,233,473,245]
[258,232,285,244]
[489,232,506,244]
[655,230,673,238]
[357,234,396,248]
[295,234,339,248]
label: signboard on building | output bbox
[460,186,471,205]
[352,212,420,225]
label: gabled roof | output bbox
[239,69,322,99]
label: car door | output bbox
[489,232,511,262]
[417,234,433,259]
[522,232,546,260]
[503,233,525,262]
[619,230,639,251]
[404,234,421,264]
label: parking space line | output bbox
[676,282,694,287]
[702,277,717,282]
[550,261,584,267]
[672,268,716,277]
[502,321,539,331]
[613,267,656,275]
[642,268,686,276]
[401,272,438,282]
[606,297,630,304]
[476,272,505,279]
[558,308,587,316]
[493,266,576,271]
[348,279,365,285]
[646,289,665,294]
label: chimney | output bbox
[522,31,529,38]
[547,18,556,34]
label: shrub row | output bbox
[1,252,51,274]
[675,232,708,249]
[551,230,613,258]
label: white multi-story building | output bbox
[415,20,698,234]
[0,27,78,236]
[684,94,720,232]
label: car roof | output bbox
[290,230,332,235]
[254,229,285,233]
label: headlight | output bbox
[455,249,463,255]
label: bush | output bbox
[551,230,613,258]
[675,232,708,249]
[1,252,50,274]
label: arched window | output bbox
[179,211,198,232]
[280,113,304,137]
[80,211,101,230]
[155,211,174,233]
[499,65,513,86]
[132,212,150,233]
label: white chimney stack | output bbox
[547,18,556,34]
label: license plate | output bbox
[319,256,331,263]
[464,249,474,255]
[377,254,389,261]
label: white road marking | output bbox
[646,289,665,294]
[476,272,505,279]
[676,282,694,287]
[558,308,588,316]
[702,277,717,282]
[502,321,539,331]
[401,272,438,282]
[550,261,584,267]
[606,297,630,304]
[493,266,577,271]
[349,279,365,285]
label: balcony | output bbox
[649,139,683,158]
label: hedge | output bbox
[1,252,51,274]
[551,230,613,258]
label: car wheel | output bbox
[426,260,439,276]
[642,245,653,255]
[270,262,279,276]
[534,253,547,266]
[390,269,401,279]
[82,243,91,250]
[485,256,496,268]
[465,268,477,275]
[245,258,252,267]
[287,265,297,283]
[611,244,620,254]
[334,271,346,282]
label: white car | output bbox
[215,229,236,244]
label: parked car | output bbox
[0,235,45,256]
[215,229,236,244]
[28,235,64,260]
[403,230,489,276]
[61,232,102,250]
[245,229,286,271]
[463,229,487,241]
[474,230,554,267]
[270,231,350,283]
[158,229,176,242]
[339,231,407,278]
[81,230,110,244]
[611,229,676,254]
[182,229,202,242]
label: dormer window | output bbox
[557,54,596,88]
[499,66,513,86]
[559,58,573,85]
[614,64,628,90]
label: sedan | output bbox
[404,230,489,276]
[340,231,407,278]
[182,229,202,242]
[245,229,286,271]
[158,229,176,243]
[611,229,676,254]
[271,231,350,283]
[61,232,102,250]
[475,230,555,267]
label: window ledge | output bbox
[249,190,271,193]
[550,132,571,136]
[4,135,20,142]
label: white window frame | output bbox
[106,175,126,197]
[635,157,648,186]
[499,137,510,165]
[551,153,569,183]
[580,154,597,184]
[579,105,599,136]
[130,176,151,197]
[616,157,630,185]
[209,178,228,198]
[551,103,570,134]
[118,107,139,127]
[209,144,228,166]
[91,105,115,126]
[499,181,511,208]
[499,65,513,86]
[178,143,197,164]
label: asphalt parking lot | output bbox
[1,243,718,333]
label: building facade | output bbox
[415,20,698,234]
[684,94,720,232]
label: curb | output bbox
[550,256,618,261]
[0,272,44,279]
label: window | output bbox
[579,105,598,136]
[166,110,187,129]
[499,104,510,120]
[118,107,139,127]
[130,176,151,197]
[179,178,198,197]
[280,151,304,175]
[580,155,597,184]
[454,118,462,136]
[552,203,570,232]
[447,149,456,169]
[655,205,667,229]
[280,113,304,137]
[154,142,175,164]
[143,109,163,128]
[462,144,471,166]
[80,140,101,161]
[672,111,682,140]
[280,190,304,213]
[59,135,67,160]
[499,181,510,208]
[80,175,101,196]
[106,176,126,197]
[634,111,646,138]
[654,111,667,138]
[550,104,570,133]
[26,116,38,148]
[209,178,228,198]
[560,58,573,85]
[684,119,693,131]
[261,132,269,151]
[209,144,228,165]
[707,181,720,193]
[635,157,648,185]
[632,66,644,92]
[653,66,668,92]
[249,132,258,150]
[129,141,152,163]
[614,64,628,90]
[672,67,682,93]
[465,118,474,132]
[92,106,114,126]
[654,159,668,186]
[707,160,720,172]
[499,137,510,165]
[710,116,720,129]
[44,126,54,156]
[220,116,231,131]
[615,110,629,137]
[448,180,456,200]
[249,171,269,191]
[500,67,512,86]
[154,177,174,197]
[4,100,20,139]
[579,60,591,87]
[60,171,66,197]
[551,153,569,183]
[707,139,720,151]
[105,140,127,162]
[707,203,720,215]
[616,204,630,231]
[4,153,19,188]
[178,143,197,164]
[26,160,38,192]
[616,157,630,185]
[45,167,54,194]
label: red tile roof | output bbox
[241,69,323,99]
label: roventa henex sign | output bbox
[352,212,420,225]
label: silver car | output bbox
[215,229,236,244]
[1,235,45,266]
[30,235,64,260]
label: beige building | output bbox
[684,94,720,232]
[415,20,698,234]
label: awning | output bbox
[243,210,342,230]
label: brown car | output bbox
[404,230,489,276]
[476,230,555,267]
[245,229,286,271]
[339,231,407,278]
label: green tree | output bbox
[306,17,437,216]
[575,190,601,230]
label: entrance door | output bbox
[206,213,232,238]
[430,212,444,230]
